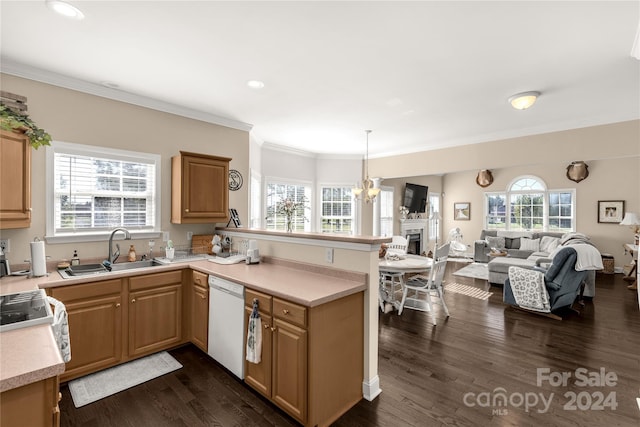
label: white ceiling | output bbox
[1,1,639,157]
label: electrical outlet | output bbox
[162,232,169,242]
[0,238,9,253]
[325,247,334,264]
[187,231,193,241]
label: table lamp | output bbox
[620,212,640,245]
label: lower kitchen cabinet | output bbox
[1,375,60,427]
[128,270,183,357]
[244,289,363,427]
[190,270,209,352]
[49,279,123,383]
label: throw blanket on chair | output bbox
[508,266,551,312]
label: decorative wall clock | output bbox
[229,169,243,191]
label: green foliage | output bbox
[0,103,52,149]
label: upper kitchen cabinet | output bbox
[0,130,31,229]
[171,151,231,224]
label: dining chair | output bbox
[397,243,450,324]
[379,235,410,311]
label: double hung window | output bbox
[320,186,354,234]
[46,142,160,241]
[265,181,311,232]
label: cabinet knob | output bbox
[185,209,190,213]
[201,295,206,299]
[271,326,277,332]
[282,309,289,315]
[263,324,270,329]
[131,299,136,303]
[116,303,121,308]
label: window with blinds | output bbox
[265,181,311,232]
[48,142,160,236]
[320,186,354,234]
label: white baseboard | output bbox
[362,376,382,401]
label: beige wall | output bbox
[1,74,250,265]
[370,120,640,267]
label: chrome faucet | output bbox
[108,228,131,264]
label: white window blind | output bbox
[48,142,160,237]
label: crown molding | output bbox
[0,58,253,132]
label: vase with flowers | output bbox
[399,205,409,221]
[268,196,308,232]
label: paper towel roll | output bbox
[31,240,47,277]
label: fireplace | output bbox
[400,219,428,255]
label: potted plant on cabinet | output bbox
[0,103,52,149]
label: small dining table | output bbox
[378,254,433,312]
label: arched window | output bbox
[484,175,575,232]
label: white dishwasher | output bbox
[208,275,245,379]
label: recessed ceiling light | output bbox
[247,80,265,89]
[46,0,85,20]
[508,91,540,110]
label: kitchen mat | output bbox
[68,351,182,408]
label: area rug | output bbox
[445,282,493,300]
[453,262,488,280]
[68,351,182,408]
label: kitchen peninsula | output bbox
[0,229,389,427]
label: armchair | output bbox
[503,247,587,320]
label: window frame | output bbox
[45,141,162,243]
[264,177,312,232]
[318,184,356,234]
[483,175,576,232]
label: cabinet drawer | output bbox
[192,270,208,289]
[129,270,182,291]
[246,289,272,315]
[49,279,122,301]
[273,298,306,328]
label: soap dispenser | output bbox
[71,250,80,266]
[128,245,136,262]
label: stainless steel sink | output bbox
[109,259,162,271]
[58,259,163,279]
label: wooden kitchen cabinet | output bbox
[171,151,231,224]
[0,129,31,229]
[128,270,183,357]
[190,270,209,352]
[48,279,124,383]
[244,289,362,427]
[0,375,60,427]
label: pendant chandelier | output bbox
[353,130,380,203]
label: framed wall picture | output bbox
[454,202,470,221]
[598,200,624,223]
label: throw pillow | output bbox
[486,236,506,250]
[520,237,540,252]
[539,236,560,253]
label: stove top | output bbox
[0,289,54,332]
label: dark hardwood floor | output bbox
[59,263,640,426]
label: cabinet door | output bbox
[129,284,182,357]
[0,376,59,427]
[171,152,230,224]
[51,292,123,383]
[272,318,307,423]
[190,283,209,352]
[0,130,31,229]
[244,307,272,399]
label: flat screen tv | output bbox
[403,183,428,213]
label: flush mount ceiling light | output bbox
[508,91,540,110]
[46,0,85,20]
[246,80,265,89]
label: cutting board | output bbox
[191,234,214,255]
